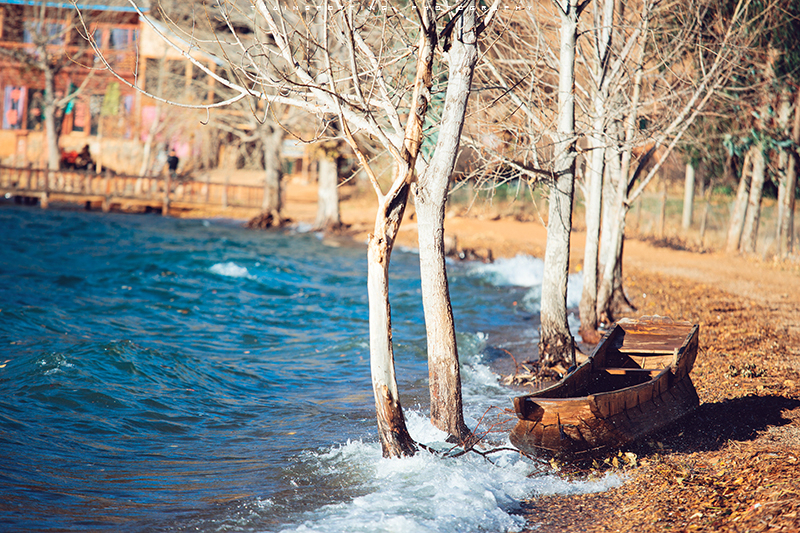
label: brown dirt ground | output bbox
[180,179,800,533]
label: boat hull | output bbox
[510,316,700,458]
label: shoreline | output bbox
[5,180,800,532]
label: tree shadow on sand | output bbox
[633,394,800,456]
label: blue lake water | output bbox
[0,203,613,532]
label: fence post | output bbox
[102,170,111,212]
[41,168,49,209]
[163,168,171,216]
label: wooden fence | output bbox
[0,166,264,214]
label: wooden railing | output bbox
[0,166,264,213]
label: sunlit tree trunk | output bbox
[775,91,791,247]
[368,182,417,457]
[778,89,799,258]
[597,22,646,323]
[140,54,167,177]
[261,127,284,219]
[579,133,605,343]
[682,162,696,230]
[726,149,751,253]
[43,68,60,171]
[315,153,340,230]
[353,0,437,457]
[597,144,628,324]
[741,143,766,254]
[540,0,579,368]
[598,137,618,285]
[579,0,614,344]
[415,0,477,442]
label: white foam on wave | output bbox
[274,333,621,533]
[278,412,622,533]
[38,352,74,376]
[468,254,583,311]
[469,254,544,288]
[209,262,254,280]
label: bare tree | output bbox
[726,148,752,253]
[777,90,800,258]
[594,0,764,321]
[681,162,696,230]
[536,0,586,368]
[469,0,589,368]
[578,0,615,344]
[79,0,504,455]
[0,1,106,169]
[414,0,496,443]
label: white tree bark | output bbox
[682,162,696,230]
[596,140,628,323]
[778,89,799,258]
[315,155,340,230]
[726,150,751,253]
[261,127,284,218]
[539,0,579,368]
[741,143,766,254]
[368,183,417,457]
[578,132,605,343]
[598,140,618,281]
[775,91,792,244]
[579,0,614,343]
[43,68,60,171]
[415,1,478,442]
[140,54,168,177]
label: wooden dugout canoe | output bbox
[510,316,700,458]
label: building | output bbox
[0,0,220,175]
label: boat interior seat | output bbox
[602,368,664,375]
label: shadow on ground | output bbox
[634,394,800,456]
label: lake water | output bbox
[0,203,617,532]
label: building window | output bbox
[23,22,65,45]
[3,86,27,130]
[109,28,137,50]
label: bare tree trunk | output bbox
[539,0,579,369]
[578,0,614,344]
[778,89,800,258]
[315,154,340,230]
[578,136,604,344]
[775,91,791,247]
[682,162,696,230]
[597,46,644,324]
[726,150,751,253]
[43,68,60,171]
[741,144,765,254]
[598,139,618,279]
[658,176,667,239]
[368,184,417,457]
[261,127,284,218]
[699,201,710,245]
[140,54,167,177]
[415,0,477,443]
[597,139,624,324]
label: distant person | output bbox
[166,149,179,179]
[74,145,93,171]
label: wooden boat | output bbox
[510,316,700,458]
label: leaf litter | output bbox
[518,267,800,533]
